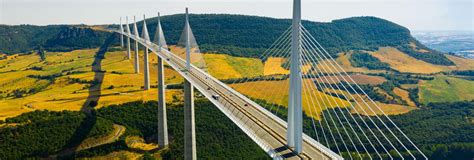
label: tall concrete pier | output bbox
[183,7,196,160]
[157,56,168,147]
[125,16,131,59]
[184,80,196,160]
[156,12,169,147]
[133,16,140,74]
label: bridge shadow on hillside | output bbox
[56,34,117,158]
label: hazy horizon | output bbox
[1,0,473,32]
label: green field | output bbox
[419,75,474,105]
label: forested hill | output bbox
[154,14,453,65]
[0,14,454,65]
[0,25,110,54]
[155,15,413,57]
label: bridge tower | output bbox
[142,15,151,90]
[183,7,197,160]
[120,17,124,47]
[125,17,131,59]
[287,0,303,154]
[156,12,169,147]
[133,16,140,73]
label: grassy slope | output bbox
[419,75,474,105]
[0,49,183,120]
[203,53,263,79]
[369,47,474,74]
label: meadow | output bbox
[419,75,474,105]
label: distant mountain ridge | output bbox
[0,14,454,65]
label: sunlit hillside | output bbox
[0,48,184,120]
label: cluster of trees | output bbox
[36,46,46,61]
[258,98,474,160]
[408,87,421,106]
[0,110,114,159]
[0,99,269,159]
[451,70,474,76]
[44,27,111,52]
[93,100,268,159]
[220,74,288,83]
[1,97,472,159]
[349,51,391,70]
[397,45,454,66]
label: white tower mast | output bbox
[287,0,303,154]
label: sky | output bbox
[1,0,473,32]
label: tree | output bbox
[37,45,46,61]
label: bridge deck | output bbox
[119,32,342,160]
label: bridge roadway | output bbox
[118,31,342,160]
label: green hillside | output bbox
[420,75,474,105]
[1,15,454,65]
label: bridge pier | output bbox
[133,16,140,74]
[143,48,150,90]
[126,36,131,60]
[142,15,151,90]
[125,17,131,59]
[183,8,196,160]
[184,80,196,160]
[157,56,168,147]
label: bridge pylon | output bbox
[142,15,151,90]
[156,12,169,147]
[133,16,140,74]
[183,7,197,160]
[120,17,124,47]
[287,0,303,154]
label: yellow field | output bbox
[77,124,126,151]
[320,87,417,116]
[230,79,351,120]
[369,47,446,73]
[445,55,474,71]
[0,48,184,120]
[264,57,290,75]
[314,47,474,74]
[313,74,386,85]
[351,100,416,116]
[125,136,158,151]
[78,151,142,160]
[369,47,474,74]
[203,54,263,79]
[393,87,416,107]
[315,52,385,74]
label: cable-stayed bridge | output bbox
[113,0,426,159]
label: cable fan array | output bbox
[131,12,427,159]
[226,24,427,159]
